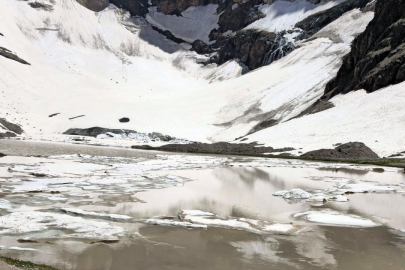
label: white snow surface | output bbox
[244,82,405,157]
[146,5,219,43]
[1,0,403,157]
[245,0,345,32]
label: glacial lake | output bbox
[0,140,405,270]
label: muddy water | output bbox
[0,140,405,270]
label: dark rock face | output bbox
[110,0,150,16]
[151,26,187,44]
[217,1,265,33]
[214,30,294,70]
[301,142,379,160]
[0,47,30,65]
[0,119,23,135]
[324,0,405,96]
[119,117,130,123]
[76,0,109,12]
[0,118,23,139]
[153,0,219,15]
[0,152,6,157]
[64,127,181,141]
[191,39,213,54]
[132,142,294,156]
[295,0,372,40]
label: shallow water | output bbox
[0,140,405,270]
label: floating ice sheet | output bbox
[0,211,125,241]
[293,210,380,228]
[148,210,305,235]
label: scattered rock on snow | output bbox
[119,117,130,123]
[0,47,30,65]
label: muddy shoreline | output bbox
[131,142,405,169]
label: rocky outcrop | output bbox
[132,142,294,155]
[110,0,150,16]
[153,0,219,15]
[214,30,294,70]
[28,2,54,11]
[295,0,372,39]
[301,142,379,160]
[0,118,23,138]
[192,39,213,54]
[0,47,30,65]
[216,0,265,33]
[76,0,109,12]
[64,127,183,141]
[324,0,405,96]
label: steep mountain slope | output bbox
[0,0,404,157]
[324,0,405,96]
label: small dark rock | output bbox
[0,152,6,157]
[69,115,85,120]
[119,117,130,123]
[49,113,60,118]
[28,2,54,11]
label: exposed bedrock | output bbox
[301,142,379,160]
[76,0,109,12]
[63,127,182,142]
[131,142,294,156]
[295,0,373,40]
[324,0,405,96]
[0,47,30,65]
[153,0,219,15]
[212,30,294,70]
[0,118,23,139]
[109,0,150,16]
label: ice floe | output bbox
[282,189,313,200]
[146,216,208,229]
[292,210,380,228]
[148,210,305,235]
[0,211,125,241]
[61,208,132,221]
[0,199,12,209]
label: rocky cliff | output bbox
[324,0,405,96]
